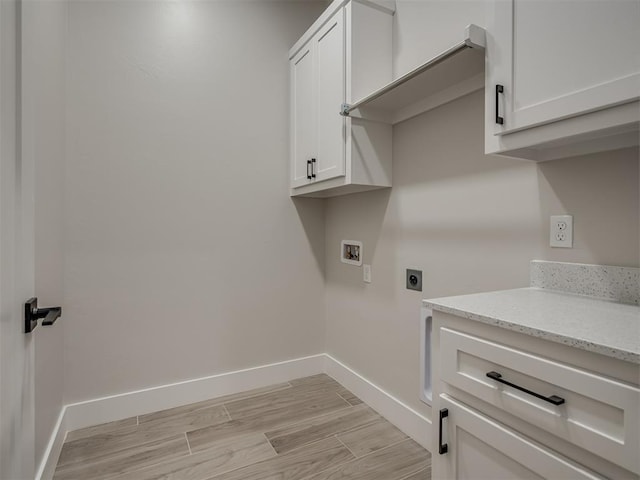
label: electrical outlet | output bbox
[550,215,573,248]
[406,269,423,291]
[363,264,371,283]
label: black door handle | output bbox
[495,84,504,125]
[306,160,311,180]
[42,307,62,326]
[438,408,448,454]
[486,371,565,406]
[311,158,316,179]
[25,297,62,333]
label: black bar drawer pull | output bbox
[306,160,311,180]
[311,158,316,178]
[495,84,504,125]
[486,371,565,406]
[438,408,448,455]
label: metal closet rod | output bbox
[340,24,486,117]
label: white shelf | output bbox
[341,24,486,125]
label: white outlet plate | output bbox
[341,240,362,266]
[363,264,371,283]
[550,215,573,248]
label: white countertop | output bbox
[423,287,640,364]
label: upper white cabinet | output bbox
[289,0,393,198]
[485,0,640,161]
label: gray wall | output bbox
[63,0,328,403]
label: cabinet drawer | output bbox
[440,327,640,474]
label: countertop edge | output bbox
[423,298,640,365]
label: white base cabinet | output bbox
[485,0,640,161]
[289,0,393,198]
[432,312,640,480]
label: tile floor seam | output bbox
[295,442,354,480]
[203,436,350,480]
[186,403,359,456]
[373,436,412,454]
[262,432,279,457]
[330,416,385,443]
[298,436,422,480]
[262,429,355,458]
[261,404,356,441]
[265,407,378,450]
[216,383,295,410]
[221,403,232,421]
[265,416,362,457]
[271,437,359,480]
[335,392,350,404]
[358,432,416,460]
[334,434,358,459]
[335,391,353,407]
[338,435,413,464]
[223,388,348,420]
[184,432,192,455]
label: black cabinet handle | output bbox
[486,371,565,406]
[306,160,311,180]
[311,158,316,178]
[495,84,504,125]
[24,297,62,333]
[438,408,448,455]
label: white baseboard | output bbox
[64,353,326,432]
[36,352,431,479]
[35,408,67,480]
[324,354,432,451]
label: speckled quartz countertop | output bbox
[423,287,640,364]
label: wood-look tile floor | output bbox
[54,374,431,480]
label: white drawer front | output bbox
[440,328,640,474]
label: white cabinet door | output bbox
[289,2,392,196]
[290,44,315,188]
[435,395,604,480]
[489,0,640,135]
[314,8,345,183]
